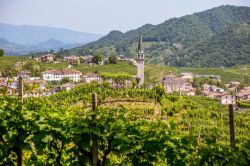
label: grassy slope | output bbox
[0,56,26,71]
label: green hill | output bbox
[69,5,250,67]
[171,24,250,67]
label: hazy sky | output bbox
[0,0,249,35]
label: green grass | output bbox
[73,62,136,75]
[0,56,28,71]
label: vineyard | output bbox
[178,65,250,84]
[1,83,250,165]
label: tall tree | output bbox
[0,49,4,57]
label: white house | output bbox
[42,69,82,82]
[83,73,102,83]
[216,94,236,105]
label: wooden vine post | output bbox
[18,77,23,104]
[92,93,98,166]
[229,104,235,144]
[17,77,24,166]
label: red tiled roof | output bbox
[42,69,81,75]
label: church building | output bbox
[136,36,144,85]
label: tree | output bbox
[108,55,117,64]
[49,49,54,54]
[0,49,4,57]
[93,54,102,64]
[60,77,70,84]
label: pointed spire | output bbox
[138,36,143,51]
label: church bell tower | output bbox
[136,36,144,85]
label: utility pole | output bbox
[229,104,235,144]
[92,93,98,166]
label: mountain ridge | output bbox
[69,5,250,67]
[0,23,102,45]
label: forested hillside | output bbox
[170,24,250,67]
[69,5,250,67]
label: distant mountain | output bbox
[37,39,65,49]
[36,38,85,51]
[69,5,250,67]
[0,38,43,55]
[0,23,102,45]
[0,23,102,55]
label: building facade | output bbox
[42,69,82,82]
[216,94,236,105]
[162,75,186,93]
[64,55,80,65]
[41,54,55,62]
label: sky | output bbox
[0,0,249,35]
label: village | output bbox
[0,37,249,106]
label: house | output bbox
[0,78,7,86]
[127,58,137,66]
[236,92,250,101]
[83,73,102,83]
[0,85,16,95]
[215,94,236,105]
[201,84,224,93]
[63,83,76,91]
[236,86,250,101]
[23,89,44,98]
[29,77,42,80]
[181,83,196,96]
[161,75,195,95]
[8,81,18,89]
[17,71,31,79]
[117,55,137,66]
[41,54,55,62]
[161,75,186,93]
[117,55,126,61]
[81,55,94,64]
[41,69,82,82]
[43,89,57,96]
[202,84,211,91]
[64,55,80,65]
[180,73,193,81]
[201,84,227,100]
